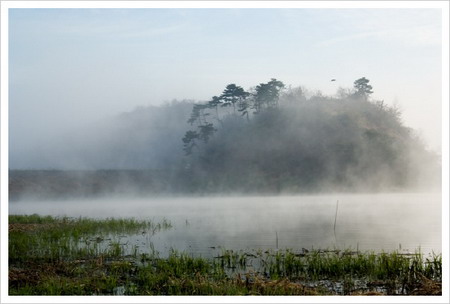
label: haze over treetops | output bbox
[9,78,440,195]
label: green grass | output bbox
[9,214,442,296]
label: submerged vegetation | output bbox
[9,214,441,296]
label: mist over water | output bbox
[9,193,441,256]
[8,80,442,258]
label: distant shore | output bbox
[9,169,441,201]
[9,169,172,201]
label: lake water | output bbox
[9,193,442,257]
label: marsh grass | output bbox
[257,248,441,294]
[9,214,441,296]
[9,214,171,264]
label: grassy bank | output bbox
[9,214,441,295]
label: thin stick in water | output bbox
[276,231,278,249]
[334,200,339,239]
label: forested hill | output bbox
[10,78,440,197]
[179,78,440,193]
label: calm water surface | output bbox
[9,193,442,256]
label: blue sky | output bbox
[8,7,444,151]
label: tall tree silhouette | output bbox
[353,77,373,101]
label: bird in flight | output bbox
[331,79,336,82]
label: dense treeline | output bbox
[179,78,440,193]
